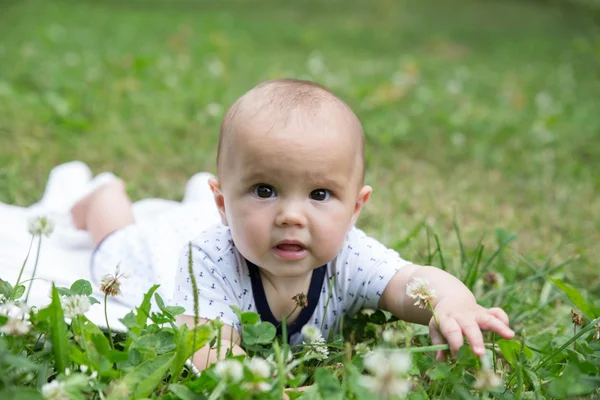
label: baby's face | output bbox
[214,108,370,280]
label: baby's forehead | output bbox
[217,79,365,178]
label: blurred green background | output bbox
[1,0,599,289]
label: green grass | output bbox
[1,0,599,292]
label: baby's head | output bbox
[209,79,372,279]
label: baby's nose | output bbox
[275,201,307,227]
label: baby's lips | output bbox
[276,243,304,251]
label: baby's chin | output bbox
[253,257,326,277]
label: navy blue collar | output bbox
[246,260,327,340]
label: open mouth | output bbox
[272,241,307,260]
[275,243,305,252]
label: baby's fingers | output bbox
[458,317,485,356]
[487,307,512,327]
[438,317,465,358]
[477,311,515,339]
[428,320,446,361]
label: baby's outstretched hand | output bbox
[429,298,515,360]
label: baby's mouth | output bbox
[272,241,308,260]
[275,243,305,252]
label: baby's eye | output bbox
[310,189,331,201]
[253,184,277,199]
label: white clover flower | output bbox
[266,349,295,379]
[61,295,91,319]
[304,340,329,361]
[0,302,31,336]
[382,329,402,345]
[360,375,411,399]
[473,369,502,391]
[41,380,69,400]
[0,318,31,336]
[354,342,371,356]
[301,325,329,361]
[246,357,271,379]
[406,277,437,309]
[90,371,98,379]
[214,359,243,383]
[0,302,30,320]
[360,349,412,399]
[301,324,322,343]
[361,308,376,317]
[242,381,272,392]
[267,348,293,366]
[28,216,55,237]
[79,365,88,373]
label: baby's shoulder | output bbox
[334,226,406,268]
[186,224,237,261]
[182,224,248,282]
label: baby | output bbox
[72,78,514,372]
[171,79,514,369]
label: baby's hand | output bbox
[429,297,515,360]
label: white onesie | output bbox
[173,224,411,345]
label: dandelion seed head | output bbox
[482,271,504,287]
[100,265,127,297]
[571,309,584,327]
[292,292,308,308]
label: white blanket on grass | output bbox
[0,161,220,330]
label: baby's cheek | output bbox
[316,223,347,260]
[236,215,269,253]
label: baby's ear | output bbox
[351,185,372,226]
[208,177,229,226]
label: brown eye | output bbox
[254,184,276,198]
[310,189,330,201]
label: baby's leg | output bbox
[71,179,135,246]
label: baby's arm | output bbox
[177,315,246,371]
[379,264,515,359]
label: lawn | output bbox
[1,0,600,397]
